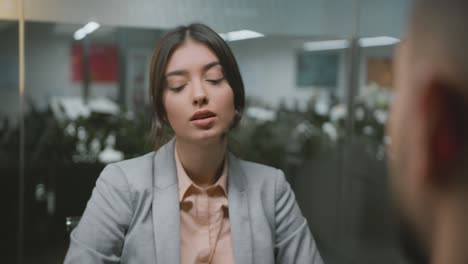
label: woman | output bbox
[64,23,323,264]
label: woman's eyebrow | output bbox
[165,61,221,78]
[165,69,188,78]
[203,61,221,72]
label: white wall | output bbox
[230,37,348,109]
[0,22,164,121]
[230,37,396,109]
[24,23,118,110]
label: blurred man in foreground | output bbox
[388,0,468,264]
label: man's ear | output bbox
[420,77,466,187]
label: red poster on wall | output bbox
[71,44,83,81]
[71,43,119,82]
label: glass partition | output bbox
[0,19,20,264]
[12,0,412,263]
[334,0,410,262]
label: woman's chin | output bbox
[188,128,227,143]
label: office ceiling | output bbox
[1,0,409,38]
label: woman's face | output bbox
[163,38,235,144]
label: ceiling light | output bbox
[219,30,264,42]
[73,29,87,41]
[359,36,400,47]
[74,21,100,40]
[303,40,349,51]
[83,22,100,34]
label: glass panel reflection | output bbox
[0,20,19,264]
[21,19,352,262]
[17,1,409,263]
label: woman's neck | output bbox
[175,137,227,188]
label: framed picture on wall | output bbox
[296,51,339,88]
[71,43,119,83]
[367,57,393,88]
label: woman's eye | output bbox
[206,77,225,85]
[168,84,186,92]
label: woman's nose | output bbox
[193,93,209,106]
[192,81,209,106]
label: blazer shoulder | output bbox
[238,159,278,173]
[236,158,282,186]
[107,151,155,191]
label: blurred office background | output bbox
[0,0,409,263]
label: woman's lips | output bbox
[190,109,217,128]
[191,116,217,128]
[190,109,216,121]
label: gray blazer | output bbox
[64,139,323,264]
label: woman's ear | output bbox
[232,109,242,128]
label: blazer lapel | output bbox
[227,153,253,264]
[152,139,181,264]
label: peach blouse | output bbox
[175,151,235,264]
